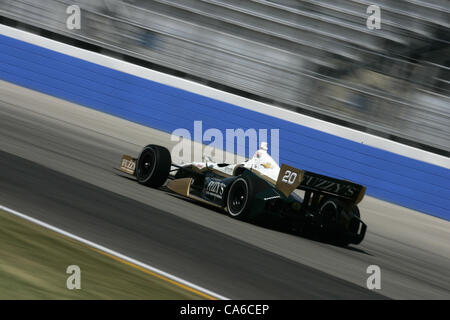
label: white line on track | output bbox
[0,204,229,300]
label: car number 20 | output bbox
[282,170,297,185]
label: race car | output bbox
[119,142,367,246]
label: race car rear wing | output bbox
[300,170,366,205]
[276,164,366,206]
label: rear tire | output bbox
[136,145,171,188]
[319,198,343,244]
[319,199,341,231]
[351,205,360,218]
[226,177,254,221]
[320,200,361,247]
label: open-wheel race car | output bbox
[119,142,367,246]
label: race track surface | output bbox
[0,80,449,299]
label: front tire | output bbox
[226,177,253,221]
[136,145,171,188]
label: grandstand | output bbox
[1,0,448,153]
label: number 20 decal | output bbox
[282,170,297,185]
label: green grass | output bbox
[0,209,206,300]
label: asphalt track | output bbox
[0,80,449,299]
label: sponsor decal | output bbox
[303,174,358,197]
[264,195,281,201]
[205,180,226,199]
[120,156,136,175]
[261,162,273,169]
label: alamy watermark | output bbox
[64,3,381,33]
[66,5,81,30]
[66,265,81,290]
[171,121,279,164]
[366,5,381,30]
[366,265,381,290]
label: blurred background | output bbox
[1,0,449,154]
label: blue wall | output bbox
[1,34,449,220]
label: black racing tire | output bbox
[319,198,341,230]
[136,144,171,188]
[320,200,361,247]
[351,205,360,218]
[318,198,342,243]
[226,176,254,221]
[346,205,361,240]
